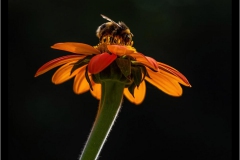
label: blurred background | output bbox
[8,0,232,159]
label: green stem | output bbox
[79,81,125,160]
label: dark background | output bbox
[8,0,233,160]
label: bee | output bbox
[96,14,134,46]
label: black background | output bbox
[8,0,234,160]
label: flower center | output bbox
[94,34,134,53]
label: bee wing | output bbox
[100,14,122,28]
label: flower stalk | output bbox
[79,81,125,160]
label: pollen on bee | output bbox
[107,36,111,43]
[130,41,134,46]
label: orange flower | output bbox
[35,42,191,105]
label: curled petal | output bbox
[73,65,90,94]
[158,62,191,87]
[107,45,158,71]
[107,45,136,56]
[88,52,117,74]
[145,68,183,96]
[131,53,158,71]
[90,80,101,100]
[51,42,101,55]
[35,55,85,77]
[52,61,81,84]
[124,80,146,105]
[145,56,159,71]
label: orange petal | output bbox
[88,52,117,74]
[51,42,101,55]
[35,55,85,77]
[51,61,82,84]
[124,80,146,105]
[73,65,90,94]
[158,62,191,87]
[107,45,136,56]
[90,80,101,100]
[145,68,183,96]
